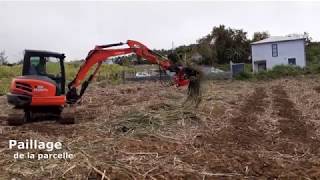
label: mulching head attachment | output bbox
[184,66,203,107]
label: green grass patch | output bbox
[0,65,22,95]
[234,71,253,80]
[235,65,306,80]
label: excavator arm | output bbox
[66,40,190,104]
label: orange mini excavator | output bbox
[6,40,198,125]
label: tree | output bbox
[225,48,245,63]
[196,42,216,65]
[156,25,261,65]
[306,42,320,63]
[167,52,180,64]
[167,25,251,65]
[303,32,312,45]
[0,50,8,65]
[209,25,250,64]
[172,44,198,64]
[252,31,270,42]
[304,32,320,65]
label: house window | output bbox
[288,58,296,65]
[272,44,278,57]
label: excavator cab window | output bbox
[29,56,47,75]
[44,57,64,94]
[22,50,66,95]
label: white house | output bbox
[251,35,306,72]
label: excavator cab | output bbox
[22,50,66,95]
[6,50,69,125]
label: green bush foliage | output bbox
[0,65,22,95]
[234,71,253,80]
[235,65,307,80]
[262,65,303,79]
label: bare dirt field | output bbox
[1,76,320,179]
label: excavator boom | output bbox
[66,40,189,104]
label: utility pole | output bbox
[171,41,174,52]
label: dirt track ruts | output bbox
[229,87,268,149]
[193,87,270,150]
[272,85,320,155]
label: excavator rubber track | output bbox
[59,106,76,124]
[7,108,25,126]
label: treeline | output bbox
[106,25,271,66]
[159,25,320,66]
[0,50,10,65]
[1,25,320,67]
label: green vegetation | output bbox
[0,50,9,65]
[306,42,320,66]
[234,65,310,80]
[160,25,269,66]
[234,71,253,80]
[255,65,304,79]
[0,65,22,95]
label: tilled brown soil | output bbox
[1,77,320,179]
[272,85,320,155]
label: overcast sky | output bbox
[0,1,319,62]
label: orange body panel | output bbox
[31,96,65,106]
[10,76,66,106]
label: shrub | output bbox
[257,65,303,80]
[0,65,21,78]
[270,65,303,77]
[235,65,306,81]
[234,71,252,80]
[305,62,320,74]
[0,78,12,95]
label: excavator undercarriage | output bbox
[7,106,75,125]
